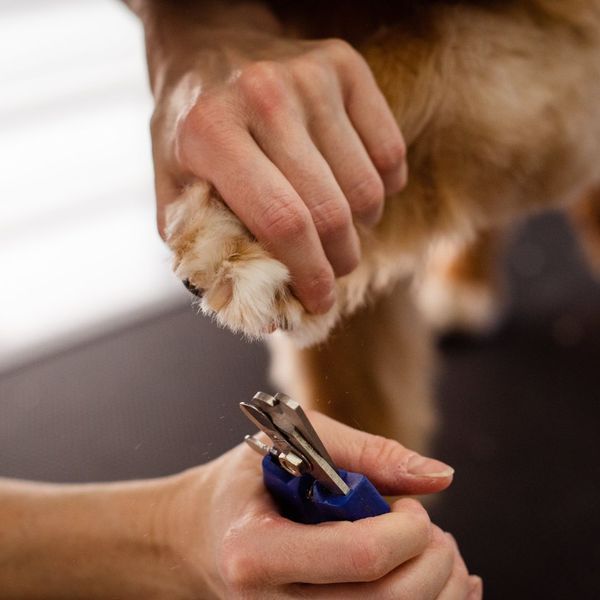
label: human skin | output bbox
[127,0,408,315]
[0,411,481,599]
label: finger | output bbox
[180,121,336,314]
[338,52,407,194]
[154,168,181,239]
[251,118,361,277]
[468,576,484,600]
[150,111,185,239]
[236,498,431,586]
[308,411,454,495]
[437,534,472,600]
[309,110,385,227]
[293,524,454,599]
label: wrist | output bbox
[165,461,223,599]
[133,1,283,99]
[0,476,199,599]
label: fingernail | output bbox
[469,575,483,599]
[406,453,455,478]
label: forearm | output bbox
[0,475,199,599]
[122,0,284,98]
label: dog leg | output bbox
[569,186,600,277]
[414,230,507,335]
[268,279,437,454]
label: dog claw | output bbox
[182,278,204,298]
[262,322,278,334]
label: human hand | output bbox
[151,29,407,315]
[0,412,480,599]
[164,412,482,599]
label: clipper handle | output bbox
[262,454,390,525]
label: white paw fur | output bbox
[165,182,338,346]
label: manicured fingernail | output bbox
[406,453,455,478]
[469,576,483,599]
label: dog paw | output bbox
[165,182,336,344]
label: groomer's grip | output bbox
[262,455,390,524]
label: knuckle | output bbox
[393,497,432,546]
[431,524,448,545]
[181,96,219,139]
[237,61,288,117]
[238,61,283,92]
[348,532,388,581]
[431,527,455,562]
[362,434,404,470]
[218,537,261,591]
[176,99,224,170]
[291,56,333,92]
[371,139,406,173]
[177,96,231,166]
[321,37,359,64]
[258,198,308,241]
[314,202,352,241]
[402,498,432,535]
[348,176,384,221]
[397,496,428,517]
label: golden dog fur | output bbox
[167,0,600,451]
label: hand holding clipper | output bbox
[240,391,390,524]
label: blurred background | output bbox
[1,1,599,598]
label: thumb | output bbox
[309,411,455,496]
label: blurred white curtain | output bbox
[0,0,185,369]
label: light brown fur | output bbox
[168,0,600,450]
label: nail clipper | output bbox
[240,391,390,524]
